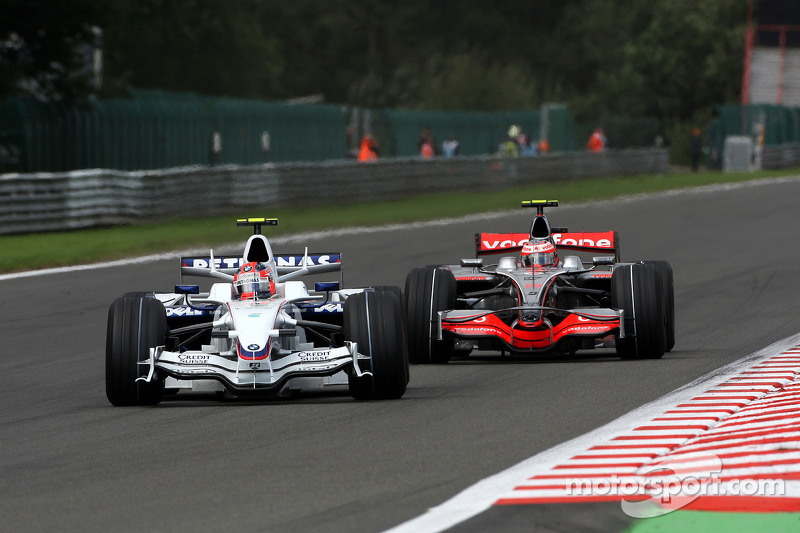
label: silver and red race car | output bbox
[106,218,408,405]
[404,201,675,363]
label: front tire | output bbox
[370,285,403,308]
[106,295,166,406]
[404,266,456,364]
[644,260,675,352]
[345,290,409,400]
[612,263,667,360]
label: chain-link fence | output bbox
[0,91,587,173]
[707,103,800,168]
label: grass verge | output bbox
[2,166,799,274]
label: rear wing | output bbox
[180,253,342,278]
[475,232,619,260]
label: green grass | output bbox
[2,166,799,274]
[624,510,800,533]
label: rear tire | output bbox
[106,296,166,406]
[612,263,667,360]
[404,266,456,364]
[345,290,409,400]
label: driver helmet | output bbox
[520,239,558,267]
[233,262,275,300]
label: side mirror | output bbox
[175,285,200,294]
[315,281,340,292]
[592,256,615,266]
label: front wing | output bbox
[438,308,620,351]
[138,342,369,393]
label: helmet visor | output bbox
[534,252,557,266]
[234,272,272,297]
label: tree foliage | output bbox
[101,0,281,98]
[0,0,103,102]
[1,0,747,124]
[590,0,747,122]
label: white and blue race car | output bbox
[106,218,408,405]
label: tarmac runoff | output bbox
[385,333,800,533]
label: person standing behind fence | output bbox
[420,135,435,158]
[587,126,606,153]
[442,135,460,158]
[689,128,702,172]
[358,134,378,161]
[537,138,550,154]
[500,136,519,157]
[519,133,537,156]
[500,124,520,157]
[418,127,438,158]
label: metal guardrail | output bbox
[761,142,800,169]
[0,148,668,235]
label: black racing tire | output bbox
[370,285,404,308]
[644,260,675,352]
[611,263,667,360]
[123,291,151,299]
[106,295,166,406]
[345,290,409,400]
[371,287,407,386]
[404,266,456,364]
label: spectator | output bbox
[420,135,435,158]
[357,134,378,161]
[519,133,537,156]
[442,135,460,157]
[537,138,550,154]
[587,126,606,153]
[689,128,702,172]
[499,124,520,157]
[500,136,519,157]
[417,127,437,157]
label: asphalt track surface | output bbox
[2,177,800,533]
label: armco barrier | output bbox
[761,142,800,169]
[0,148,668,235]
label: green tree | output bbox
[384,50,565,112]
[3,0,747,139]
[595,0,746,122]
[100,0,281,98]
[355,0,577,109]
[0,0,103,102]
